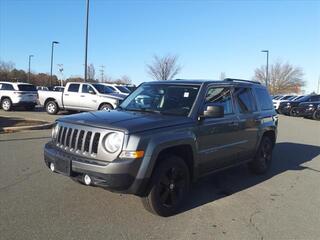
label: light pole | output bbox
[84,0,90,82]
[261,50,269,87]
[28,55,34,83]
[50,41,59,86]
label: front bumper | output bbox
[44,142,149,195]
[12,101,36,107]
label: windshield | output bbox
[295,95,310,102]
[92,84,114,94]
[115,86,131,93]
[281,95,293,100]
[120,84,200,116]
[18,84,37,91]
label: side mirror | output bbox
[88,89,96,95]
[201,104,224,118]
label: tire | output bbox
[248,136,273,175]
[290,107,299,117]
[313,109,320,121]
[1,98,12,111]
[141,155,190,217]
[99,103,113,111]
[46,101,59,115]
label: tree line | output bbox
[1,55,306,94]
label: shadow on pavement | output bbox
[181,142,320,213]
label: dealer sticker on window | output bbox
[184,92,190,98]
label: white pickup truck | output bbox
[38,82,126,115]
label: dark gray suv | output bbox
[44,79,278,216]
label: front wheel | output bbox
[248,136,273,175]
[1,98,12,111]
[99,103,113,111]
[46,101,59,115]
[313,109,320,120]
[141,155,190,217]
[290,107,299,117]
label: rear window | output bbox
[67,84,80,92]
[18,84,37,91]
[254,88,273,110]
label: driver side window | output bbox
[82,84,95,94]
[205,87,233,115]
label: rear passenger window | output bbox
[254,88,273,110]
[234,88,257,113]
[205,87,233,115]
[68,84,80,92]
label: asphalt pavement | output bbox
[0,115,319,240]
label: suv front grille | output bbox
[56,125,101,156]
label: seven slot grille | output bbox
[56,125,100,155]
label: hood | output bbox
[100,92,126,100]
[58,110,193,133]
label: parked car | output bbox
[37,86,49,91]
[272,95,296,112]
[44,78,277,216]
[101,83,131,95]
[279,94,320,116]
[0,81,38,111]
[52,86,65,92]
[295,101,320,120]
[38,82,125,115]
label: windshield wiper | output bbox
[124,108,161,114]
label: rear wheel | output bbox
[99,103,113,111]
[313,109,320,120]
[141,155,190,217]
[248,136,273,174]
[1,98,12,111]
[46,101,59,115]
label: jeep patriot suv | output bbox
[44,79,278,216]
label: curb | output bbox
[1,122,54,133]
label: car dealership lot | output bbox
[0,115,319,240]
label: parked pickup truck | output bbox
[44,79,277,216]
[38,82,126,114]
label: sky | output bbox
[0,0,319,93]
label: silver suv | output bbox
[0,82,38,111]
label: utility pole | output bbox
[84,0,90,82]
[57,64,64,86]
[261,50,269,87]
[99,65,105,82]
[50,41,59,86]
[28,55,34,83]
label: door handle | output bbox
[80,95,85,97]
[64,94,69,96]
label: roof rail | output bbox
[224,78,261,85]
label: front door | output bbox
[63,83,81,109]
[197,86,242,174]
[80,84,98,110]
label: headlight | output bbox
[51,124,59,139]
[103,132,124,153]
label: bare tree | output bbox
[87,63,95,81]
[147,54,181,80]
[219,72,226,80]
[254,61,305,94]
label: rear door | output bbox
[234,87,260,161]
[197,85,242,174]
[63,83,81,109]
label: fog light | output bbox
[84,174,91,185]
[49,163,55,172]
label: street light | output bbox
[50,41,59,86]
[261,50,269,87]
[84,0,90,82]
[28,55,34,83]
